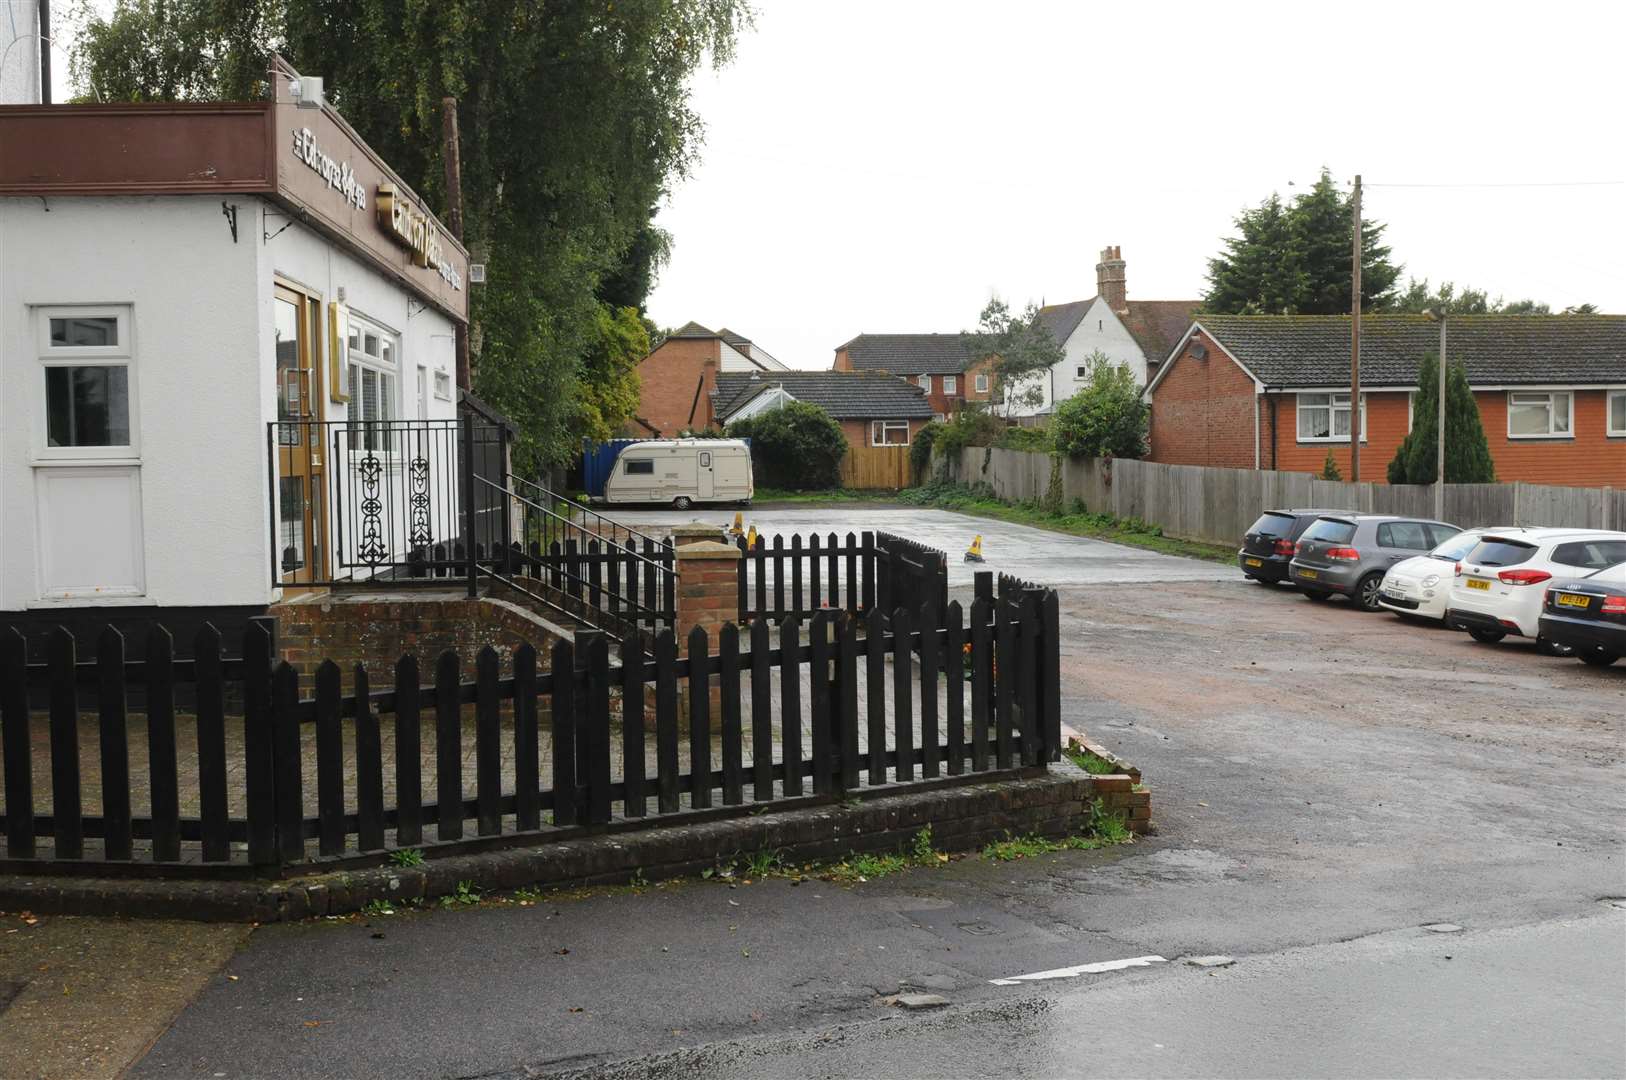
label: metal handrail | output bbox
[506,473,666,549]
[480,476,673,577]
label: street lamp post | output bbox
[1423,307,1447,520]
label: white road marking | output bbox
[989,954,1168,985]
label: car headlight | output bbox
[1421,574,1440,588]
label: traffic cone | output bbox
[729,511,745,537]
[746,524,759,550]
[964,534,985,562]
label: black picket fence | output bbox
[736,530,949,625]
[0,589,1058,877]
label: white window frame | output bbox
[917,374,932,393]
[1296,392,1367,443]
[434,369,453,401]
[871,420,911,447]
[1605,390,1625,438]
[1075,365,1088,380]
[346,313,402,453]
[974,372,990,393]
[943,375,957,395]
[34,305,138,463]
[1506,390,1573,440]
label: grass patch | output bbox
[981,799,1134,862]
[898,480,1233,564]
[1065,746,1121,775]
[752,486,902,503]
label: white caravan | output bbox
[600,439,754,509]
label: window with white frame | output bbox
[943,375,957,395]
[917,374,932,392]
[434,369,453,400]
[1606,391,1625,437]
[1076,365,1088,379]
[871,420,910,446]
[1296,392,1366,442]
[974,372,990,393]
[38,306,135,455]
[347,316,400,450]
[1506,391,1572,438]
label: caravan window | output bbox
[700,452,712,467]
[624,458,655,475]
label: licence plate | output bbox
[1383,589,1404,600]
[1244,558,1263,568]
[1554,592,1590,609]
[1297,568,1318,580]
[1466,579,1491,591]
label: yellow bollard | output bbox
[964,534,985,563]
[729,511,745,537]
[746,524,759,550]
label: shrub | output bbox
[1319,449,1342,481]
[726,401,848,490]
[932,405,1004,458]
[1051,353,1148,459]
[996,426,1053,452]
[910,420,943,480]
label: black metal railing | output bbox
[0,593,1059,875]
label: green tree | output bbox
[71,0,750,471]
[725,402,848,491]
[1319,450,1342,482]
[962,299,1063,414]
[1205,169,1399,314]
[572,306,647,444]
[1051,352,1148,459]
[1387,353,1496,484]
[1388,279,1587,316]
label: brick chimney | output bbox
[1096,245,1127,312]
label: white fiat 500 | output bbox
[1447,529,1626,650]
[1378,527,1518,620]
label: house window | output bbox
[1296,392,1366,442]
[434,370,453,401]
[1507,391,1572,439]
[1076,365,1088,379]
[943,375,957,395]
[38,306,135,453]
[871,420,910,446]
[974,373,990,393]
[347,317,400,450]
[918,374,932,393]
[1607,391,1625,437]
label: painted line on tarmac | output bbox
[989,955,1168,986]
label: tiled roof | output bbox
[1197,314,1626,387]
[668,320,717,339]
[839,333,977,375]
[716,327,752,346]
[713,370,935,420]
[1122,300,1201,367]
[1038,298,1094,345]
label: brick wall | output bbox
[1269,390,1410,479]
[1477,389,1626,487]
[1148,330,1258,469]
[634,337,720,435]
[839,418,930,450]
[271,595,565,681]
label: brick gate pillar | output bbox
[673,539,741,723]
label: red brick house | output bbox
[832,334,995,419]
[1145,315,1626,486]
[630,322,788,436]
[711,370,935,450]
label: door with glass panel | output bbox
[274,284,326,584]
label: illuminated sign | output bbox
[375,183,463,291]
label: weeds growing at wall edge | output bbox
[981,799,1134,862]
[899,481,1234,564]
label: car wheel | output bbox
[1302,589,1330,602]
[1537,635,1575,658]
[672,496,692,510]
[1355,573,1385,612]
[1578,647,1621,668]
[1467,627,1506,644]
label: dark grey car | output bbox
[1289,514,1461,611]
[1238,508,1347,584]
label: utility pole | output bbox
[39,0,51,104]
[1349,174,1362,484]
[1435,313,1447,520]
[441,96,470,392]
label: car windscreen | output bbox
[1552,540,1626,571]
[1247,512,1296,537]
[1428,533,1481,562]
[1465,538,1537,567]
[1300,519,1356,544]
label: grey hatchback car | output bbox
[1289,514,1461,611]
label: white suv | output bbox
[1447,528,1626,651]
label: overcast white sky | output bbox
[647,0,1626,369]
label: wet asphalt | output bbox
[129,519,1626,1079]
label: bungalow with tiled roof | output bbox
[1030,246,1199,416]
[1145,314,1626,487]
[630,321,789,436]
[712,370,935,451]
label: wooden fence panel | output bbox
[840,443,911,489]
